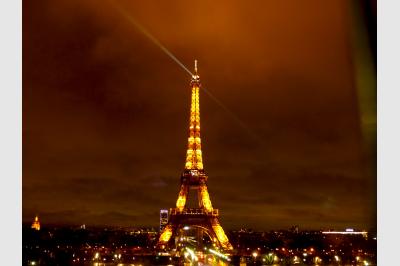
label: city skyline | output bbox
[23,0,376,230]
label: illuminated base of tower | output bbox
[157,208,233,252]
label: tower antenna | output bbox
[194,59,198,74]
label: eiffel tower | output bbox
[157,60,233,251]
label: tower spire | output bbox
[185,60,203,170]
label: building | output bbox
[31,215,40,231]
[160,209,168,231]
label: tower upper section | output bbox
[184,60,203,170]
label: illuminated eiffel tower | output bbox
[157,61,233,251]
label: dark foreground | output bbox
[23,225,376,265]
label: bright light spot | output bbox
[208,248,230,261]
[183,226,190,230]
[334,255,340,261]
[252,252,258,258]
[185,247,198,261]
[303,253,307,257]
[364,260,369,266]
[30,262,36,266]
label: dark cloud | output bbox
[23,0,375,230]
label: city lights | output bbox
[314,256,322,263]
[322,230,368,236]
[208,248,230,261]
[185,247,198,261]
[24,226,376,265]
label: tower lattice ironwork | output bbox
[157,60,233,251]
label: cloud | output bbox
[23,0,375,230]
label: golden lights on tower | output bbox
[176,185,188,211]
[199,185,213,212]
[159,224,173,243]
[212,224,232,250]
[158,60,233,252]
[185,60,203,170]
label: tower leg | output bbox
[176,184,188,211]
[197,227,204,249]
[211,218,233,250]
[157,224,176,250]
[198,185,213,212]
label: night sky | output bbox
[23,0,376,230]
